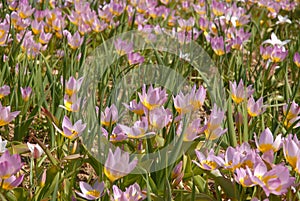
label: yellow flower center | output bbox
[0,119,9,127]
[231,95,244,104]
[258,143,274,153]
[286,155,297,168]
[247,107,259,117]
[2,182,13,190]
[201,160,218,170]
[142,99,159,110]
[104,167,122,182]
[86,190,100,198]
[214,49,225,56]
[65,89,75,97]
[0,30,6,39]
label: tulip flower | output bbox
[31,19,44,35]
[0,22,10,46]
[54,116,86,140]
[76,180,105,200]
[112,183,145,201]
[18,3,35,19]
[255,128,282,153]
[61,76,84,97]
[138,85,168,110]
[247,96,265,117]
[234,167,255,187]
[204,104,227,140]
[39,31,52,44]
[0,85,10,99]
[114,38,133,56]
[260,46,273,60]
[194,149,224,171]
[211,36,226,56]
[229,80,254,104]
[0,151,23,179]
[189,85,206,110]
[109,125,128,142]
[20,86,32,102]
[127,52,144,65]
[104,147,138,182]
[100,104,118,127]
[173,91,192,115]
[294,52,300,68]
[283,135,300,168]
[171,161,184,186]
[234,143,259,169]
[109,2,125,16]
[223,146,242,171]
[276,15,292,24]
[148,107,172,129]
[27,142,44,159]
[60,94,81,112]
[211,0,225,16]
[249,163,295,196]
[66,31,83,50]
[0,103,20,127]
[123,100,144,115]
[178,17,195,31]
[271,46,288,63]
[283,101,300,128]
[118,117,155,139]
[283,101,300,120]
[0,175,24,190]
[177,119,203,141]
[171,161,183,179]
[262,32,290,47]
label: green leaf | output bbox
[37,166,60,201]
[173,192,216,201]
[227,98,237,146]
[6,188,28,201]
[193,175,206,193]
[10,143,29,154]
[211,175,239,200]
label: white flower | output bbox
[27,142,44,158]
[0,136,7,153]
[179,50,191,62]
[276,15,291,25]
[262,32,290,46]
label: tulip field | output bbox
[1,0,300,200]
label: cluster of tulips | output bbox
[0,0,300,200]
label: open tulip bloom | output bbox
[138,84,168,111]
[118,117,155,139]
[0,151,23,180]
[262,32,290,47]
[76,180,105,200]
[104,147,138,182]
[1,0,300,200]
[61,76,84,96]
[204,104,227,140]
[53,116,86,140]
[0,103,20,127]
[255,128,282,153]
[100,104,118,127]
[230,80,254,104]
[0,175,24,190]
[112,183,145,201]
[0,85,10,99]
